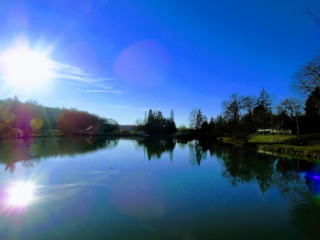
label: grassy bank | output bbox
[220,134,320,161]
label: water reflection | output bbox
[135,138,175,160]
[188,140,209,166]
[0,137,118,173]
[286,174,320,240]
[0,181,37,215]
[189,140,320,240]
[0,138,320,239]
[6,181,35,207]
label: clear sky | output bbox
[0,0,319,126]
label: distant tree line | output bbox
[184,52,320,141]
[136,109,177,135]
[2,50,320,140]
[57,109,118,134]
[0,97,119,137]
[134,53,320,140]
[135,80,318,140]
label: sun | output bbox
[0,44,54,94]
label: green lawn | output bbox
[249,134,296,144]
[250,133,320,146]
[221,133,320,161]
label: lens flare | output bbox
[306,172,320,202]
[313,175,320,180]
[7,181,35,207]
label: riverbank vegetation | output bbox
[135,109,177,135]
[220,134,320,161]
[0,97,119,138]
[0,50,319,161]
[171,53,320,159]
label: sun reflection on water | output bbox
[7,181,35,207]
[0,181,36,214]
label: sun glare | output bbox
[7,181,35,207]
[0,45,54,93]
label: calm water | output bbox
[0,137,319,240]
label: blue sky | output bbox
[0,0,319,126]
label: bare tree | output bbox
[189,108,198,129]
[280,97,303,136]
[294,55,320,95]
[223,93,244,121]
[242,95,256,114]
[223,93,244,134]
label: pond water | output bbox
[0,137,319,240]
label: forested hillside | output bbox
[0,98,119,137]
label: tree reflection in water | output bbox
[0,137,118,173]
[188,140,207,166]
[288,171,320,240]
[135,138,175,161]
[187,140,320,240]
[1,137,320,239]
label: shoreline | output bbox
[219,135,320,162]
[2,132,320,162]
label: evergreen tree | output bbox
[143,109,177,135]
[253,88,272,129]
[305,87,320,116]
[195,109,205,130]
[170,109,174,122]
[215,115,227,136]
